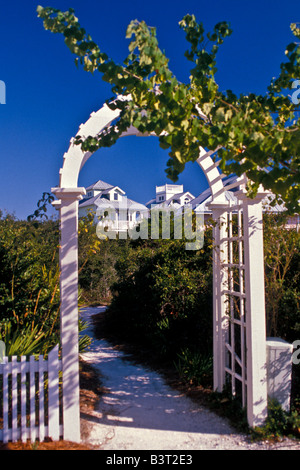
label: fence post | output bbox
[48,345,60,441]
[29,355,37,442]
[2,357,9,443]
[21,355,27,442]
[11,356,18,442]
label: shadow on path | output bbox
[80,306,234,435]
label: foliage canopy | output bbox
[37,6,300,213]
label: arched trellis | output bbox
[52,99,268,442]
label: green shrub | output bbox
[78,211,131,305]
[0,321,49,356]
[175,348,213,386]
[251,398,300,440]
[263,212,300,340]
[106,233,213,363]
[0,211,92,356]
[0,213,60,339]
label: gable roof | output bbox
[101,185,126,195]
[86,180,114,191]
[168,191,194,201]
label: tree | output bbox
[37,6,300,214]
[263,211,300,339]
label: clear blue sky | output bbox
[0,0,299,220]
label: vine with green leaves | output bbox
[37,6,300,214]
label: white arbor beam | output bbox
[237,190,268,428]
[52,187,86,443]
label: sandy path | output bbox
[80,306,300,451]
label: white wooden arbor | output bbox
[52,99,268,442]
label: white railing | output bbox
[0,345,62,443]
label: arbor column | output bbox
[237,190,268,428]
[52,187,86,443]
[208,201,229,393]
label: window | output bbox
[114,193,118,201]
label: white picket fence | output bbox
[0,345,62,443]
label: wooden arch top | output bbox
[55,97,240,203]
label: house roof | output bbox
[194,190,286,214]
[93,197,147,211]
[79,193,148,211]
[145,198,157,207]
[126,198,149,211]
[146,191,195,209]
[86,180,114,191]
[79,194,100,208]
[101,186,125,195]
[191,174,243,210]
[194,190,237,213]
[167,191,194,201]
[80,179,148,213]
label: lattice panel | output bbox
[223,200,247,407]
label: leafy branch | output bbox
[37,6,300,214]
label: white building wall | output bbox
[155,184,184,203]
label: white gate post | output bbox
[238,190,268,428]
[208,201,229,392]
[52,187,86,443]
